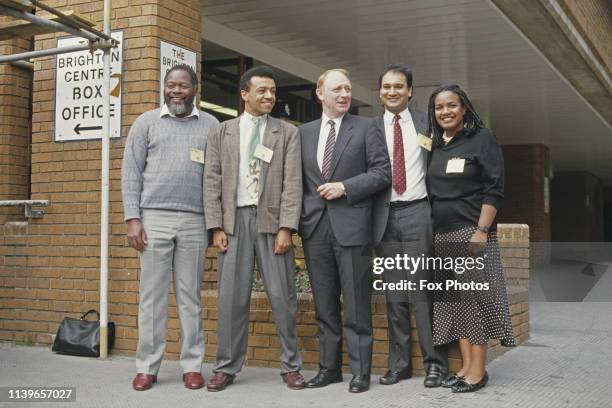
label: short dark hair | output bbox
[164,64,198,89]
[378,63,413,90]
[427,84,485,147]
[239,65,276,91]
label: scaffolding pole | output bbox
[0,43,94,63]
[30,0,113,42]
[0,4,100,42]
[98,0,111,359]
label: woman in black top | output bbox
[426,84,515,393]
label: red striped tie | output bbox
[322,120,336,181]
[392,114,406,195]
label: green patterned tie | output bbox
[247,116,261,162]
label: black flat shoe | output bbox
[349,375,370,393]
[379,369,412,385]
[441,374,465,388]
[305,369,343,388]
[424,364,447,388]
[451,371,488,393]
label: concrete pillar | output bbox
[499,144,551,264]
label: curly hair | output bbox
[427,84,484,147]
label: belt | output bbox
[238,205,257,209]
[389,198,427,209]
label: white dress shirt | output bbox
[383,108,427,202]
[237,112,268,207]
[317,113,344,172]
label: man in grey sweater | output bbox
[121,64,218,392]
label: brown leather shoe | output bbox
[183,372,205,390]
[206,372,234,392]
[132,373,157,391]
[282,371,306,390]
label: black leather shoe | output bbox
[441,374,464,388]
[379,369,412,385]
[424,364,447,388]
[349,375,370,393]
[305,369,343,388]
[452,371,488,393]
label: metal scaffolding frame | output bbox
[0,200,49,218]
[0,0,116,358]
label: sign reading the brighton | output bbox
[159,40,196,106]
[55,31,123,141]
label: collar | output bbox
[160,103,200,118]
[321,112,345,128]
[384,108,412,125]
[240,111,268,126]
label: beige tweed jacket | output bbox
[204,115,302,235]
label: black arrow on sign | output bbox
[74,123,102,135]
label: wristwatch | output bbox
[477,225,490,234]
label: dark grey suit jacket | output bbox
[372,108,430,245]
[299,114,391,246]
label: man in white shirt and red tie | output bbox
[372,64,448,387]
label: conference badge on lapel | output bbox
[254,144,274,163]
[417,133,432,151]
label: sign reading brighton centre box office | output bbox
[55,31,123,141]
[159,40,197,106]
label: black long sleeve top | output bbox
[426,127,504,233]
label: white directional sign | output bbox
[160,40,196,106]
[55,31,123,141]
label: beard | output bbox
[165,97,194,116]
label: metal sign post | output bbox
[99,0,112,360]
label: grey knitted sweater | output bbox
[121,108,219,221]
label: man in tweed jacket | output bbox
[204,65,304,391]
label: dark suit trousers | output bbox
[303,210,373,375]
[375,200,448,373]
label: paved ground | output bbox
[1,301,611,408]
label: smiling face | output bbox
[434,90,466,137]
[379,70,412,114]
[163,69,196,117]
[241,76,276,117]
[316,70,352,118]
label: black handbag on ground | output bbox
[52,309,115,357]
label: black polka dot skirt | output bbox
[432,225,516,347]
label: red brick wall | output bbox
[202,225,530,375]
[0,28,32,224]
[499,144,550,242]
[0,0,202,347]
[499,144,550,263]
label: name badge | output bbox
[417,133,432,151]
[446,158,465,173]
[190,148,205,164]
[254,144,274,163]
